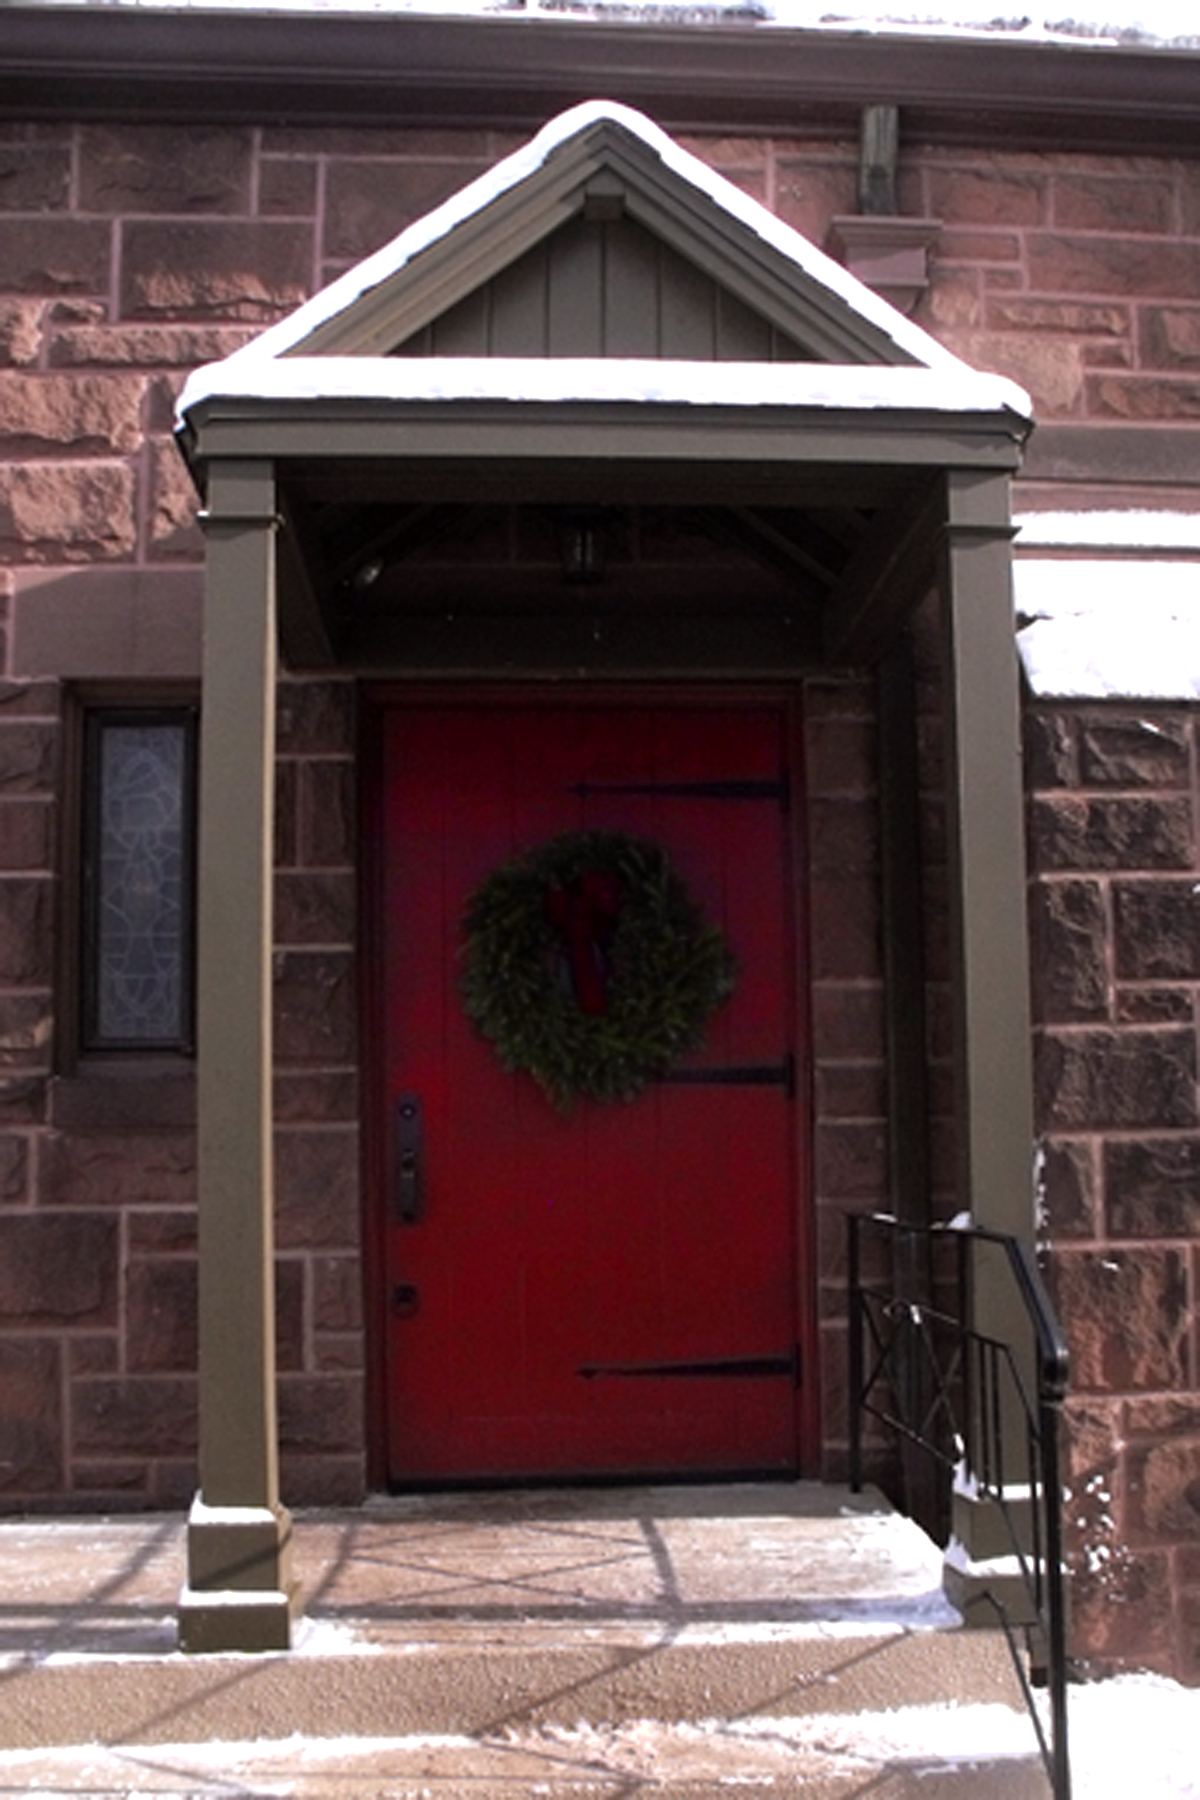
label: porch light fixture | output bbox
[557,509,606,585]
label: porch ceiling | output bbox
[273,454,941,675]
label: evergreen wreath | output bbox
[461,828,735,1108]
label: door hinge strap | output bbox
[572,776,789,808]
[579,1348,799,1383]
[662,1054,794,1094]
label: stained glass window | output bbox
[82,710,197,1052]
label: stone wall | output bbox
[1027,704,1200,1681]
[1,113,1199,1683]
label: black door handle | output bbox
[395,1093,424,1223]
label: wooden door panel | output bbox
[379,700,804,1484]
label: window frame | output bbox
[60,685,200,1069]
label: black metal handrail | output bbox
[848,1212,1071,1800]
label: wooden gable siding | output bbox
[392,214,812,361]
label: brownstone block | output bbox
[273,951,357,1065]
[1114,881,1200,980]
[0,143,71,211]
[274,871,355,947]
[72,1376,198,1457]
[125,1257,197,1372]
[987,296,1130,337]
[277,1373,363,1455]
[148,439,201,559]
[1023,708,1077,789]
[72,1460,147,1495]
[0,372,144,457]
[932,229,1022,263]
[120,220,313,322]
[1029,794,1193,871]
[127,1209,197,1255]
[313,1255,363,1333]
[275,1257,306,1372]
[811,982,884,1060]
[809,876,882,981]
[0,798,53,870]
[1105,1137,1200,1238]
[0,298,45,366]
[0,993,53,1070]
[275,758,298,869]
[298,759,355,867]
[273,1069,358,1124]
[276,680,355,755]
[1028,232,1200,298]
[0,1338,62,1494]
[1117,987,1193,1024]
[1063,1394,1121,1481]
[1051,1246,1189,1391]
[0,1132,28,1202]
[815,1120,887,1200]
[50,322,255,369]
[928,163,1047,226]
[804,718,876,797]
[0,727,48,806]
[275,1126,359,1250]
[258,158,318,217]
[1127,1437,1200,1540]
[814,1061,886,1120]
[1079,714,1191,787]
[774,161,857,247]
[808,798,878,876]
[79,124,252,214]
[1140,305,1200,370]
[1125,1395,1200,1440]
[40,1131,196,1208]
[2,220,111,295]
[314,1336,364,1373]
[1029,879,1108,1023]
[70,1334,119,1375]
[1068,1544,1175,1671]
[1036,1028,1196,1130]
[322,159,489,262]
[280,1452,366,1508]
[1091,374,1200,420]
[0,876,52,983]
[0,1213,117,1324]
[1039,1138,1096,1238]
[1053,174,1173,235]
[802,678,874,722]
[0,462,137,562]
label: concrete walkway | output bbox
[0,1483,1052,1795]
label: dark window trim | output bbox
[59,683,200,1073]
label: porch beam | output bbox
[822,472,944,665]
[179,458,296,1655]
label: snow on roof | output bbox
[178,353,1030,417]
[183,98,973,412]
[45,2,1200,52]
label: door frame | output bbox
[359,679,820,1489]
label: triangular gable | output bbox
[211,101,967,378]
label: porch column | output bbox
[939,466,1035,1249]
[938,465,1038,1614]
[178,459,296,1654]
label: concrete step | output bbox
[0,1484,1054,1794]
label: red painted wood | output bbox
[379,701,805,1484]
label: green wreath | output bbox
[461,829,735,1108]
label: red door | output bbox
[376,699,807,1485]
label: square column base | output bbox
[179,1495,298,1653]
